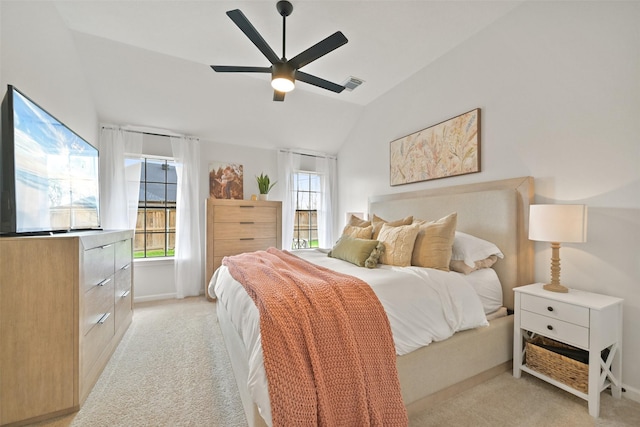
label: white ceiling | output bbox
[52,0,523,153]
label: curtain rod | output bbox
[100,125,183,139]
[278,148,337,160]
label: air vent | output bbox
[342,76,364,91]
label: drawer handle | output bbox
[122,264,131,271]
[239,206,255,208]
[240,238,255,241]
[97,278,112,287]
[547,325,554,331]
[97,312,111,324]
[547,306,554,312]
[121,290,131,298]
[100,244,113,249]
[240,221,255,224]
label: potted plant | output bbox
[256,173,277,200]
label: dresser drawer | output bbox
[213,222,276,240]
[115,239,132,271]
[82,278,115,336]
[520,309,589,349]
[213,237,277,257]
[114,287,133,332]
[81,307,115,381]
[213,205,276,223]
[82,244,115,294]
[520,294,589,327]
[115,263,132,295]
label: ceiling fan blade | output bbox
[211,65,271,73]
[226,9,280,65]
[288,31,348,70]
[273,91,285,102]
[297,71,345,93]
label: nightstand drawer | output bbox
[521,294,589,327]
[521,310,589,348]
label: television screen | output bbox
[1,85,100,234]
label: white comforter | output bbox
[210,249,490,426]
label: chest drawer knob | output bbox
[547,325,554,331]
[547,306,554,312]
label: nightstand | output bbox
[513,283,623,417]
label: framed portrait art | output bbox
[390,108,480,186]
[209,162,243,199]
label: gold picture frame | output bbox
[390,108,480,186]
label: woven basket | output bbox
[525,336,588,393]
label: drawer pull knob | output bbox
[97,278,112,287]
[122,264,131,271]
[547,306,554,312]
[98,312,111,324]
[547,325,554,331]
[121,290,131,298]
[100,244,113,249]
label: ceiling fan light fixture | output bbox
[271,62,296,92]
[271,76,295,92]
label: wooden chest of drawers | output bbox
[0,230,133,426]
[205,199,282,299]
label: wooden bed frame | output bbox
[214,176,534,426]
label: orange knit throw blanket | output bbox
[223,248,408,427]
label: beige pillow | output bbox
[411,212,457,270]
[347,214,371,228]
[371,214,414,239]
[450,255,498,275]
[328,235,380,268]
[342,224,373,239]
[377,223,420,267]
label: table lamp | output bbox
[529,204,588,293]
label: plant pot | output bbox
[258,194,269,201]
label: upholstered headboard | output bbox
[368,176,534,310]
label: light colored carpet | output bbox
[35,297,640,427]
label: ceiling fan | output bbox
[211,0,348,102]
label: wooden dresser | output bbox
[0,230,133,426]
[205,199,282,299]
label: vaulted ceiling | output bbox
[53,1,522,153]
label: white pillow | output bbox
[451,231,503,268]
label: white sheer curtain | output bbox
[316,155,337,248]
[170,136,203,298]
[99,127,142,230]
[277,150,296,250]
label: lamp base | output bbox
[543,283,569,293]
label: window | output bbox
[133,157,177,258]
[292,172,320,249]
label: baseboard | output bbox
[134,293,177,304]
[622,383,640,403]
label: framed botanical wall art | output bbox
[389,108,480,186]
[209,162,243,199]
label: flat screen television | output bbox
[1,85,101,235]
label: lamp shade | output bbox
[529,204,588,243]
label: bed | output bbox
[209,176,534,426]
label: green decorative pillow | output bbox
[328,235,381,268]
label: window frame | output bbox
[132,155,177,259]
[292,171,321,250]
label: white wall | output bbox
[0,1,98,145]
[338,1,640,398]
